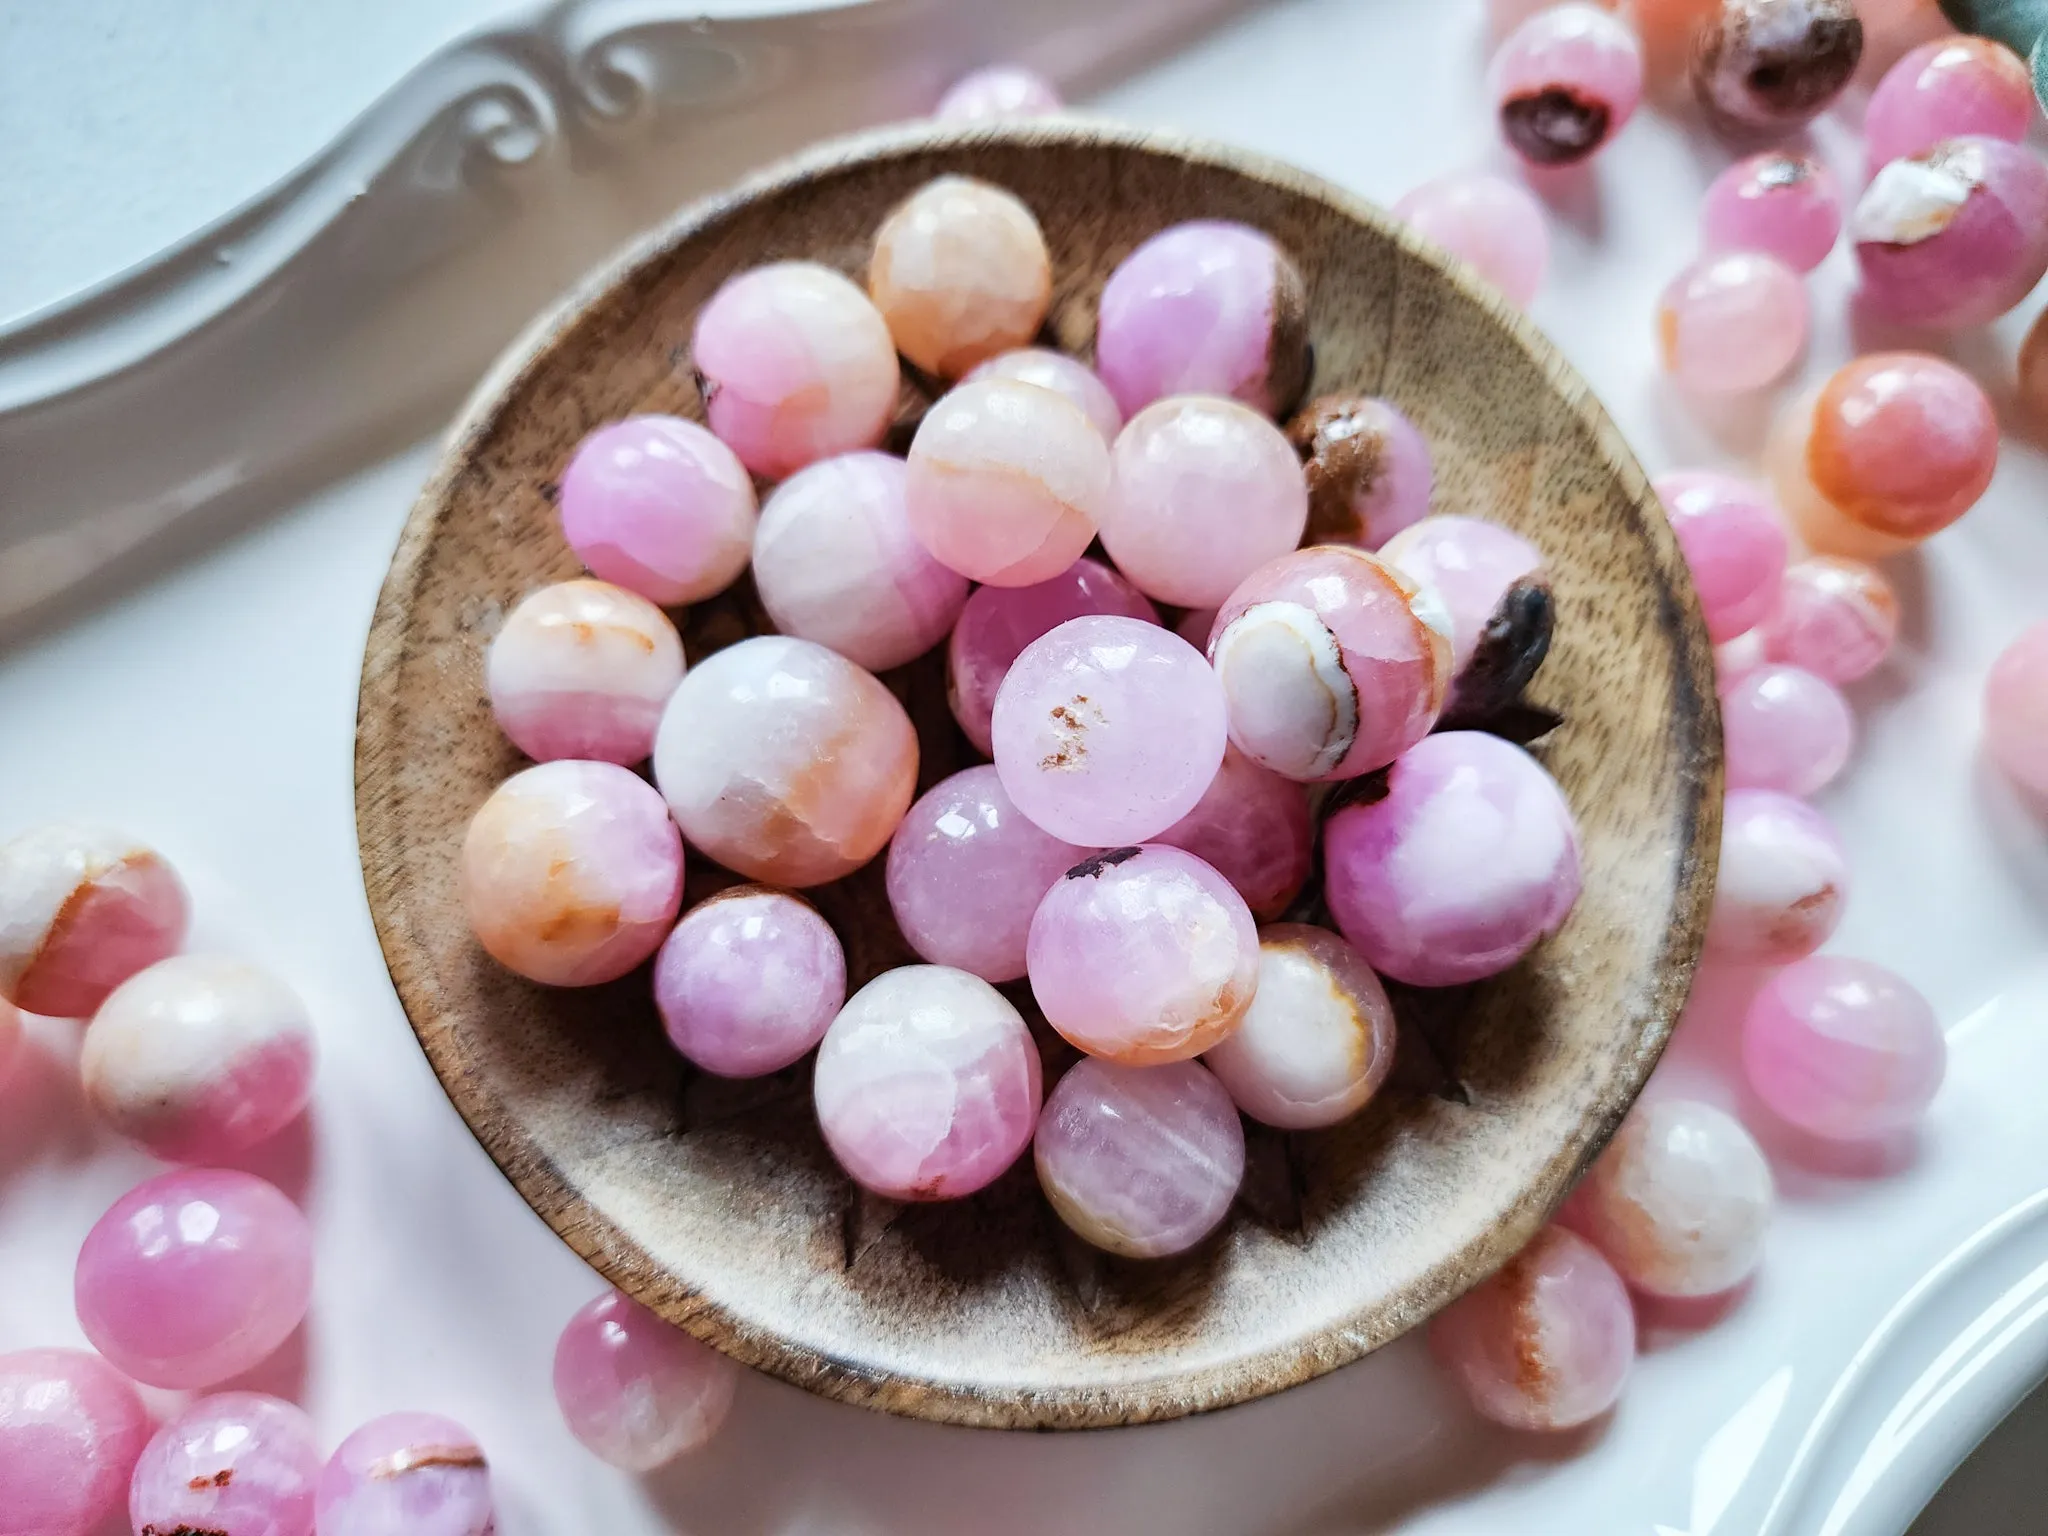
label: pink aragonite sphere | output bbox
[1209,546,1453,782]
[962,349,1122,443]
[1744,957,1947,1139]
[1429,1225,1635,1432]
[690,262,900,480]
[1658,251,1809,396]
[1324,731,1581,988]
[1758,556,1900,683]
[553,1290,738,1472]
[485,578,685,765]
[81,954,316,1164]
[1102,396,1309,607]
[1027,844,1259,1065]
[1653,471,1790,643]
[75,1169,311,1391]
[1702,152,1843,272]
[1285,394,1436,551]
[1153,744,1312,922]
[1707,789,1845,964]
[130,1392,321,1536]
[0,823,189,1019]
[869,176,1051,379]
[1203,923,1395,1130]
[653,636,917,888]
[751,452,968,673]
[1866,39,2035,173]
[460,760,683,986]
[904,378,1109,587]
[1578,1099,1774,1298]
[934,64,1062,121]
[812,965,1042,1201]
[0,1348,146,1536]
[1094,221,1310,419]
[946,557,1158,757]
[1986,620,2048,797]
[315,1413,493,1536]
[1393,172,1550,308]
[885,766,1086,984]
[1489,2,1644,166]
[1380,514,1551,718]
[1854,137,2048,331]
[653,888,845,1078]
[1721,664,1855,796]
[558,415,756,607]
[1034,1057,1246,1258]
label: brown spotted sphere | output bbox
[1691,0,1863,138]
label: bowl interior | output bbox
[355,119,1720,1430]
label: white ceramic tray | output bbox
[2,2,2046,1533]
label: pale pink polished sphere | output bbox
[1707,789,1845,964]
[460,760,683,986]
[1285,394,1436,551]
[82,954,317,1164]
[1701,153,1843,273]
[558,415,756,606]
[1984,619,2048,798]
[934,64,1062,120]
[1029,844,1260,1065]
[0,1348,147,1536]
[1854,137,2048,331]
[0,824,189,1020]
[751,452,969,673]
[691,261,900,480]
[1658,251,1809,396]
[812,966,1042,1201]
[654,888,845,1078]
[315,1413,493,1536]
[1094,221,1310,419]
[1379,514,1551,717]
[1324,731,1581,988]
[1866,38,2034,172]
[485,579,685,765]
[1204,924,1395,1130]
[1578,1099,1773,1298]
[553,1290,738,1472]
[1758,556,1900,683]
[962,349,1122,443]
[1035,1057,1246,1259]
[653,636,917,888]
[992,615,1227,847]
[1393,172,1550,308]
[1209,546,1452,782]
[76,1170,312,1390]
[946,557,1158,757]
[1489,2,1644,166]
[904,378,1109,587]
[1153,744,1312,922]
[130,1392,321,1536]
[1722,664,1855,796]
[1430,1225,1635,1432]
[1653,471,1790,644]
[1102,396,1309,607]
[1744,957,1947,1139]
[886,766,1086,984]
[870,176,1051,379]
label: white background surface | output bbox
[2,1,2046,1532]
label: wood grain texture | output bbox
[354,118,1722,1430]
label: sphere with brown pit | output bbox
[1691,0,1864,138]
[1286,394,1436,551]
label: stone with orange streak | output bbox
[486,578,684,766]
[869,175,1051,380]
[0,823,190,1018]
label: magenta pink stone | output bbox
[934,64,1062,120]
[553,1290,738,1472]
[812,966,1042,1201]
[1379,514,1550,714]
[1392,172,1550,308]
[558,415,756,607]
[0,824,190,1020]
[1093,221,1310,419]
[76,1169,312,1391]
[1658,251,1809,396]
[885,766,1086,984]
[485,579,684,765]
[991,615,1227,847]
[1430,1225,1635,1432]
[1702,152,1844,273]
[130,1392,321,1536]
[0,1348,147,1536]
[1489,2,1644,166]
[1707,789,1846,964]
[1854,137,2048,331]
[1865,38,2035,171]
[946,557,1157,758]
[1034,1057,1246,1258]
[1152,744,1312,922]
[962,349,1122,443]
[1758,557,1899,683]
[1324,731,1581,988]
[1984,619,2048,798]
[1744,956,1947,1139]
[1722,664,1855,796]
[315,1413,493,1536]
[654,888,845,1078]
[1285,395,1435,551]
[1654,471,1790,643]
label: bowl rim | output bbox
[356,114,1720,1430]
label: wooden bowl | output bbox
[355,119,1720,1430]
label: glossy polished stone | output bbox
[962,349,1123,444]
[558,416,756,607]
[0,823,189,1020]
[1152,744,1312,922]
[1393,172,1550,307]
[130,1392,322,1536]
[1701,152,1842,272]
[314,1413,493,1536]
[485,579,685,766]
[1285,394,1435,551]
[0,1348,147,1536]
[1657,252,1808,396]
[1489,2,1644,166]
[1757,556,1899,683]
[870,176,1052,378]
[1706,789,1845,964]
[1653,471,1789,644]
[654,888,845,1078]
[1744,957,1946,1139]
[1854,137,2048,331]
[553,1290,738,1472]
